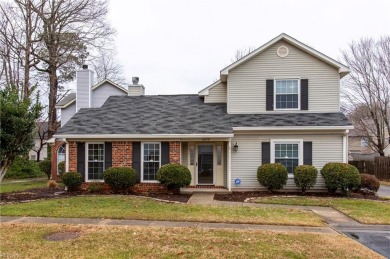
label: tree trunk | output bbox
[47,67,58,139]
[0,161,11,182]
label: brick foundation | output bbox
[169,141,181,164]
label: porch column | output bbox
[227,138,232,191]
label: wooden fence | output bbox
[349,157,390,180]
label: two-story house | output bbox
[51,33,353,192]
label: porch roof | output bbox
[55,95,351,136]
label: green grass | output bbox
[0,196,324,226]
[0,224,382,259]
[0,178,50,193]
[253,196,390,224]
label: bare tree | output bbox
[342,36,390,156]
[231,46,255,62]
[90,49,127,85]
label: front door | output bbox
[197,144,214,184]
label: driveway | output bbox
[378,185,390,198]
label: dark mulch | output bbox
[214,191,382,202]
[1,186,191,203]
[0,187,68,203]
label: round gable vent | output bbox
[277,46,289,57]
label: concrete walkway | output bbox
[187,193,215,204]
[0,216,338,234]
[378,185,390,198]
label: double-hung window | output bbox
[87,143,104,181]
[275,79,299,109]
[142,143,161,182]
[271,140,303,175]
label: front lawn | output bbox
[0,224,382,259]
[253,196,390,224]
[0,178,49,193]
[0,196,324,226]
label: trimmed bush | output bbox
[257,163,288,192]
[293,165,318,193]
[360,173,380,192]
[321,162,361,194]
[5,156,44,179]
[62,172,83,192]
[103,167,137,194]
[157,164,191,189]
[38,159,52,179]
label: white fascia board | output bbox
[55,98,76,109]
[220,33,349,76]
[233,126,354,131]
[92,79,128,93]
[53,133,234,139]
[198,80,221,96]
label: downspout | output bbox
[65,138,69,172]
[342,130,349,163]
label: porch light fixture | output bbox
[233,142,239,151]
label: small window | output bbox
[189,145,195,165]
[361,138,369,147]
[275,79,299,109]
[217,145,222,165]
[30,155,36,161]
[87,143,104,181]
[271,140,302,175]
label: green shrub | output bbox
[103,167,137,194]
[58,161,66,179]
[62,172,83,192]
[257,163,288,192]
[5,156,44,179]
[157,164,192,189]
[360,173,380,192]
[293,165,318,193]
[321,162,361,194]
[88,182,103,194]
[38,159,52,179]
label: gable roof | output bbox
[220,33,350,82]
[55,79,128,108]
[198,80,222,96]
[55,95,352,137]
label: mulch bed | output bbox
[0,187,68,203]
[0,187,191,203]
[214,191,382,202]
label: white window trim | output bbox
[141,142,161,183]
[270,139,303,178]
[274,78,300,111]
[85,142,105,182]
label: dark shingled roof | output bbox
[57,92,76,106]
[57,95,352,135]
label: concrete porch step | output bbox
[180,188,231,194]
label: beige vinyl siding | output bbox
[205,82,227,103]
[227,40,340,114]
[230,133,343,191]
[60,103,76,127]
[92,82,127,108]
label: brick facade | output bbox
[169,141,181,164]
[68,141,78,171]
[112,141,132,167]
[50,141,65,180]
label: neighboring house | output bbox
[384,144,390,157]
[29,122,49,161]
[348,128,390,161]
[51,33,353,192]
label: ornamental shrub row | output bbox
[320,162,360,194]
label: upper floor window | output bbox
[361,138,369,147]
[275,79,299,110]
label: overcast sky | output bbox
[106,0,390,95]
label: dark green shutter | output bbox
[161,142,170,166]
[301,79,309,110]
[266,80,274,111]
[104,142,112,170]
[77,142,85,181]
[303,142,312,165]
[132,142,141,182]
[262,142,270,164]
